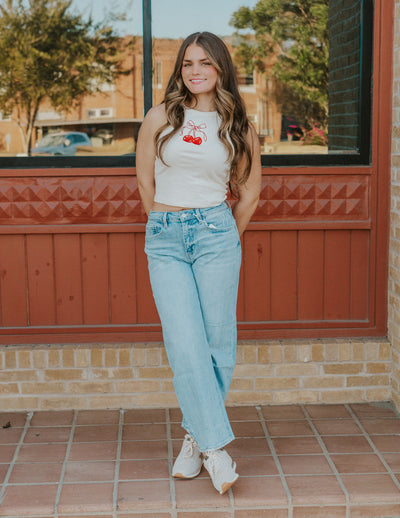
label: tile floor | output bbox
[0,403,399,517]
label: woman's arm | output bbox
[232,125,262,236]
[136,105,166,215]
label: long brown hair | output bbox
[154,32,253,190]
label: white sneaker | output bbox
[172,434,202,479]
[203,449,239,494]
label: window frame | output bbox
[0,0,373,170]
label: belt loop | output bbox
[194,208,202,222]
[225,200,232,212]
[163,211,168,228]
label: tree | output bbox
[0,0,132,154]
[230,0,329,130]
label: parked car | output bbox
[31,131,92,156]
[93,128,114,145]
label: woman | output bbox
[136,31,261,495]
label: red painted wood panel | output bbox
[350,230,370,320]
[0,235,28,327]
[54,234,83,325]
[109,233,137,324]
[26,235,56,326]
[243,230,270,321]
[298,231,324,321]
[81,234,109,324]
[324,230,351,320]
[270,231,297,321]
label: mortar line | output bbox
[228,473,235,517]
[54,409,78,517]
[112,408,124,516]
[166,408,177,518]
[256,405,293,518]
[345,403,400,492]
[301,404,350,518]
[0,411,33,506]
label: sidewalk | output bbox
[0,403,400,517]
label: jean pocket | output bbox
[145,220,165,240]
[202,210,236,233]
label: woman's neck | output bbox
[188,94,216,112]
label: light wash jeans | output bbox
[144,202,242,452]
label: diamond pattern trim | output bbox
[253,175,369,221]
[0,177,146,224]
[0,174,368,225]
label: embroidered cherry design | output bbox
[180,120,207,146]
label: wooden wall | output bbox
[0,165,384,344]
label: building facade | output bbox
[0,1,398,411]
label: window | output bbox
[237,71,256,94]
[87,108,114,119]
[150,0,372,166]
[0,0,372,167]
[0,110,12,122]
[73,134,90,144]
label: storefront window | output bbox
[0,0,372,166]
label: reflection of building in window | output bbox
[0,111,12,122]
[226,34,282,149]
[87,108,114,119]
[89,64,115,93]
[156,61,163,89]
[238,72,257,96]
[97,82,114,93]
[27,36,143,156]
[36,111,62,121]
[0,110,12,153]
[152,38,183,105]
[0,37,283,155]
[328,0,361,152]
[238,72,255,86]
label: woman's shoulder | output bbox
[143,103,167,128]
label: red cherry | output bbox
[183,134,193,143]
[192,137,202,145]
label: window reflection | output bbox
[151,0,363,156]
[0,0,142,158]
[0,0,366,158]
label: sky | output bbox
[71,0,259,38]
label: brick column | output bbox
[389,1,400,409]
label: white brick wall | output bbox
[389,0,400,409]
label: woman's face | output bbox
[181,44,218,98]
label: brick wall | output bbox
[328,0,361,151]
[389,0,400,410]
[0,339,390,410]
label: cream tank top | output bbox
[153,108,231,208]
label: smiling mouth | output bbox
[190,79,205,84]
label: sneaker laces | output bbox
[182,434,197,458]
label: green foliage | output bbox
[0,0,133,153]
[230,0,329,130]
